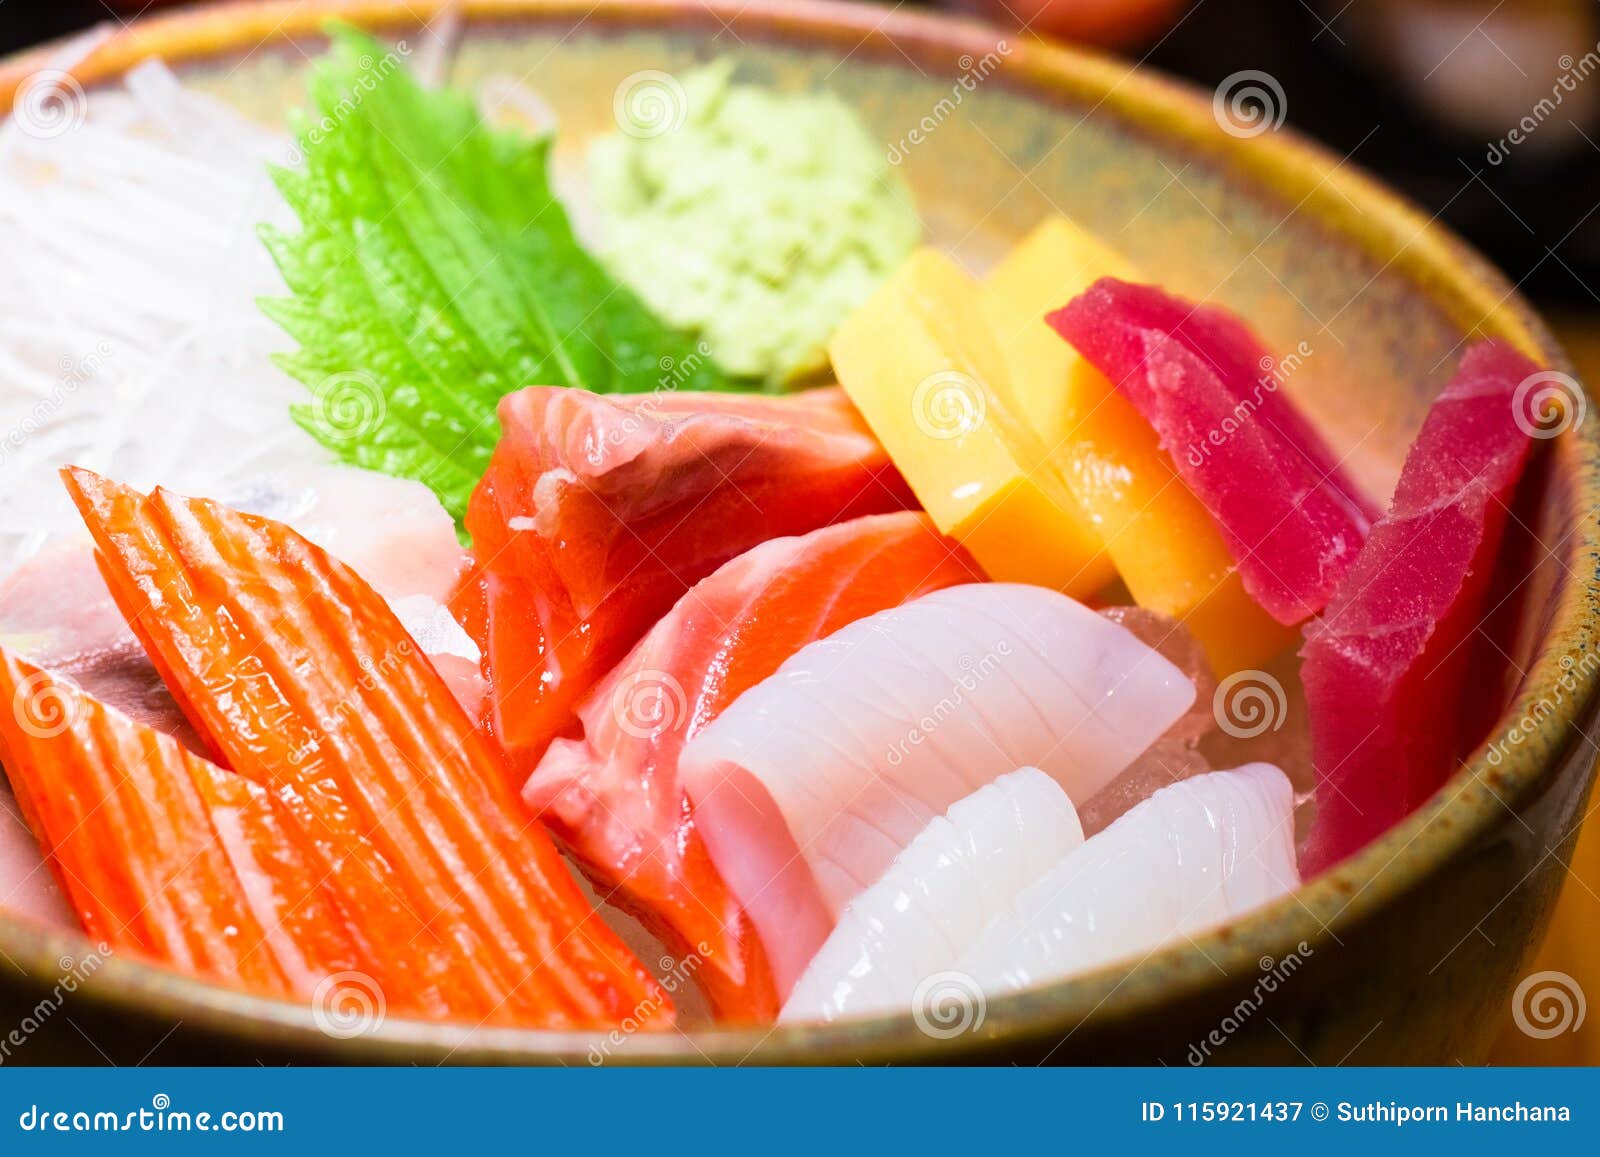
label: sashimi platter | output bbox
[0,14,1581,1056]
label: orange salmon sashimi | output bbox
[62,467,670,1031]
[465,386,913,770]
[527,511,983,1021]
[0,650,362,1000]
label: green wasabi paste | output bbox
[590,62,921,387]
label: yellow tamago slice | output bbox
[829,247,1113,597]
[981,217,1294,672]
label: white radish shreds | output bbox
[0,60,331,577]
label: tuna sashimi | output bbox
[680,582,1195,994]
[0,650,362,999]
[782,768,1086,1022]
[63,467,669,1029]
[958,764,1300,994]
[1300,341,1542,874]
[465,386,912,768]
[1048,279,1376,624]
[528,511,982,1021]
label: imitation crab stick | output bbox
[526,511,984,1020]
[465,386,912,770]
[981,219,1295,672]
[0,650,360,998]
[62,467,670,1029]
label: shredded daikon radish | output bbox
[0,59,330,576]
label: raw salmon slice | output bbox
[1300,341,1542,873]
[1048,279,1377,624]
[0,649,361,999]
[465,386,912,768]
[63,467,669,1030]
[527,511,982,1021]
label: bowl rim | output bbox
[1,0,1597,1065]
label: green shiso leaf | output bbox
[259,27,735,523]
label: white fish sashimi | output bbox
[0,61,324,577]
[680,582,1194,994]
[782,768,1085,1023]
[958,763,1301,996]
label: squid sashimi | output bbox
[0,651,362,999]
[1300,341,1542,874]
[63,467,669,1029]
[958,764,1300,993]
[527,511,981,1021]
[680,582,1195,994]
[465,386,912,767]
[1048,279,1376,625]
[782,767,1085,1022]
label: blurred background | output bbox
[2,0,1597,1064]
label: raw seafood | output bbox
[680,582,1195,993]
[466,385,911,767]
[1300,341,1541,873]
[0,652,361,998]
[782,768,1085,1022]
[527,511,981,1020]
[959,764,1300,993]
[1048,278,1376,624]
[65,468,668,1028]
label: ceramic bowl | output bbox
[0,0,1596,1064]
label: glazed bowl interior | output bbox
[0,0,1594,1064]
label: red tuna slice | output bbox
[1048,279,1377,624]
[1299,341,1543,874]
[526,511,982,1022]
[466,386,913,769]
